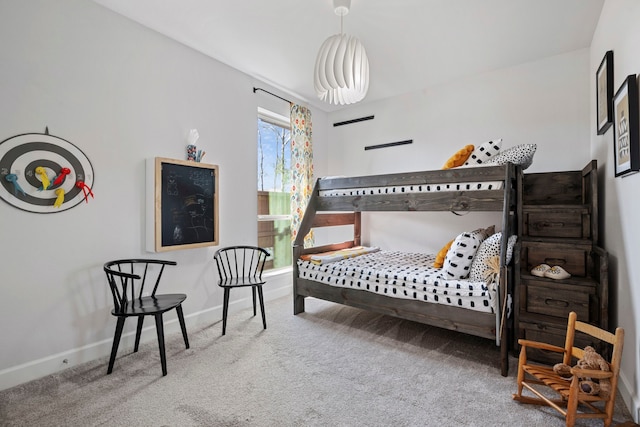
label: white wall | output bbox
[590,0,640,421]
[0,0,328,390]
[326,50,592,254]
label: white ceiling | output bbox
[92,0,604,112]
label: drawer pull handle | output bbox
[535,221,564,229]
[545,298,569,308]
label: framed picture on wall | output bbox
[596,50,614,135]
[148,157,219,251]
[612,75,640,177]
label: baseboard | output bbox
[618,369,640,423]
[0,280,292,392]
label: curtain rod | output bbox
[253,87,292,104]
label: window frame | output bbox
[257,107,292,272]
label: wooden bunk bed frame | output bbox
[292,163,522,376]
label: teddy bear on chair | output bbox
[553,346,611,398]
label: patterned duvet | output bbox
[297,250,496,313]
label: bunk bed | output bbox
[292,163,521,376]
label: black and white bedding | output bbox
[297,250,497,313]
[318,180,503,197]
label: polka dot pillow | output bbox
[469,232,518,282]
[442,229,485,279]
[464,139,503,166]
[484,143,537,170]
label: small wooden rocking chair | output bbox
[513,311,624,427]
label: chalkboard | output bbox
[153,157,218,251]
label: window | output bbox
[257,108,292,270]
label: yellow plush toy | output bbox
[442,145,475,169]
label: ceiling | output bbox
[92,0,604,112]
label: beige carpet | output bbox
[0,295,634,426]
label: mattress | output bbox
[297,250,496,313]
[318,181,503,197]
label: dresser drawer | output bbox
[519,320,595,364]
[521,241,590,277]
[522,171,583,205]
[518,321,567,365]
[522,280,590,320]
[523,209,590,239]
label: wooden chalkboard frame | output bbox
[153,157,218,252]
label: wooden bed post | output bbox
[292,243,305,314]
[495,163,521,376]
[353,212,361,246]
[292,179,321,315]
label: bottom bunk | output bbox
[293,243,514,377]
[298,249,499,311]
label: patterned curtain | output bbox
[290,104,314,247]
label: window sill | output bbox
[263,266,293,278]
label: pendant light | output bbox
[313,0,369,105]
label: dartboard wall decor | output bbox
[0,130,95,213]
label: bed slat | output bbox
[317,190,506,212]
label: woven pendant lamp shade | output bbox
[314,34,369,105]
[313,0,369,105]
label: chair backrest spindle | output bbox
[138,262,148,299]
[248,248,257,277]
[151,264,166,296]
[242,248,247,278]
[129,262,137,303]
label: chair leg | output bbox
[222,287,230,336]
[176,305,189,349]
[515,348,526,397]
[134,316,144,352]
[565,376,580,427]
[107,317,126,374]
[252,286,257,316]
[154,314,167,376]
[604,394,617,427]
[257,286,266,330]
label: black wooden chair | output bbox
[213,246,269,335]
[103,259,189,376]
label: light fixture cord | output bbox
[340,13,344,34]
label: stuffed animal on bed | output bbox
[553,346,611,398]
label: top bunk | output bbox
[315,163,516,210]
[294,163,521,247]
